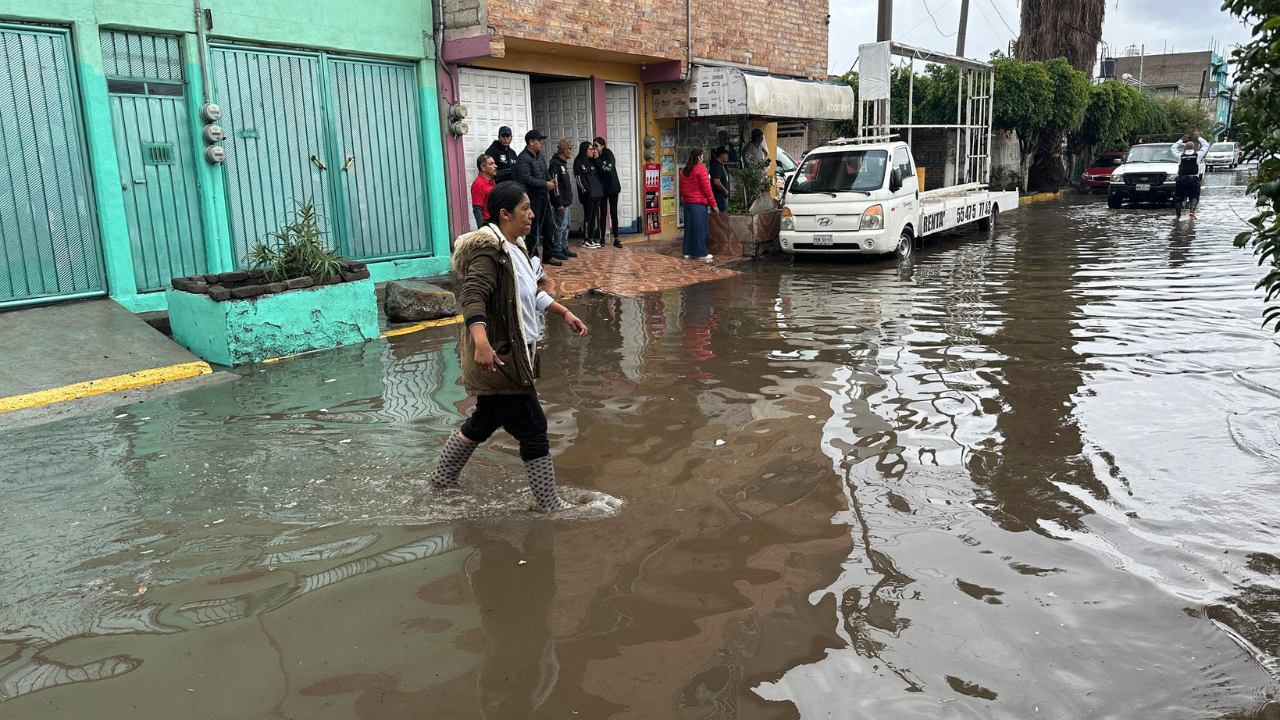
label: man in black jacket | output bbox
[484,126,519,184]
[514,129,559,264]
[548,139,578,260]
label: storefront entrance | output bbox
[532,80,592,231]
[458,68,532,231]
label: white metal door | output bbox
[605,83,640,233]
[532,81,592,231]
[457,68,532,230]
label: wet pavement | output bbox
[2,169,1279,719]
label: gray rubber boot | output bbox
[431,433,478,489]
[525,455,570,511]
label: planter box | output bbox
[166,278,379,366]
[709,210,781,259]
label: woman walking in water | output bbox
[429,181,589,512]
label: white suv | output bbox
[1204,141,1241,170]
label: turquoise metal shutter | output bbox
[210,46,333,268]
[327,58,430,261]
[102,31,207,292]
[0,26,104,306]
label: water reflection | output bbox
[1,180,1279,716]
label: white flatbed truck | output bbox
[780,42,1018,260]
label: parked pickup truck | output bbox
[1107,142,1196,208]
[779,139,1019,259]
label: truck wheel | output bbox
[1107,193,1123,209]
[977,204,998,231]
[894,229,915,260]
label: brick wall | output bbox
[1114,51,1217,104]
[447,0,829,79]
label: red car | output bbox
[1081,151,1126,191]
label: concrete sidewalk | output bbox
[0,300,224,425]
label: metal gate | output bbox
[0,25,104,307]
[211,47,332,267]
[103,31,207,292]
[532,81,592,232]
[328,59,429,259]
[604,83,640,233]
[458,68,532,229]
[212,46,431,266]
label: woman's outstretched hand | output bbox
[564,312,589,337]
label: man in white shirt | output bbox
[742,128,769,163]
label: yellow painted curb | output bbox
[381,314,463,338]
[0,360,213,414]
[1021,190,1067,204]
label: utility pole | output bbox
[876,0,893,42]
[956,0,970,56]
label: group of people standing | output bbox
[471,126,625,267]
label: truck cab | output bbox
[780,140,920,258]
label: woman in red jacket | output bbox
[678,148,717,260]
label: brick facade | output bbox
[449,0,829,79]
[1113,51,1231,126]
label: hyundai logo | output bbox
[817,217,833,226]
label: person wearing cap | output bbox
[710,146,731,213]
[742,128,769,164]
[485,126,519,184]
[548,139,578,261]
[514,129,560,264]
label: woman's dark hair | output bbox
[576,141,593,163]
[683,148,704,177]
[475,153,491,173]
[593,136,606,147]
[486,180,528,226]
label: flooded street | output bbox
[3,172,1280,718]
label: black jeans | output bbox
[582,198,602,240]
[526,194,552,258]
[460,394,550,461]
[602,193,620,237]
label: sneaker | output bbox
[613,238,623,248]
[699,254,714,261]
[562,249,579,258]
[553,252,570,260]
[543,257,564,266]
[683,254,692,259]
[583,240,602,249]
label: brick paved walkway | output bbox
[543,245,739,298]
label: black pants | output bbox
[1174,175,1201,211]
[582,198,602,240]
[460,394,550,461]
[601,193,620,238]
[527,195,554,258]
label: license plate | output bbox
[813,234,833,246]
[1136,183,1151,192]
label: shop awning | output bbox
[651,65,854,121]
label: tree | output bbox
[1223,0,1280,329]
[1025,57,1091,190]
[1072,81,1145,159]
[1016,0,1106,74]
[990,56,1051,189]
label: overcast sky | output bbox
[827,0,1254,76]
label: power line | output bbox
[899,0,955,41]
[971,0,1004,44]
[984,0,1017,37]
[921,0,957,37]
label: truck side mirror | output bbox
[889,168,902,193]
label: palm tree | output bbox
[1015,0,1105,75]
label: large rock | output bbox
[384,280,457,322]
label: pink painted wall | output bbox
[438,67,473,241]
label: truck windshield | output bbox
[1125,145,1177,163]
[789,150,888,194]
[1210,143,1234,152]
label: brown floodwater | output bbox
[2,171,1279,719]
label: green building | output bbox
[0,0,451,312]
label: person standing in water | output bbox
[1172,132,1210,219]
[429,181,589,512]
